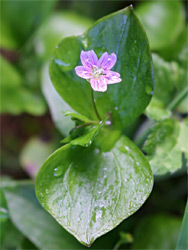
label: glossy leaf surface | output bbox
[49,6,154,129]
[143,118,188,175]
[3,182,85,249]
[36,136,153,246]
[2,181,125,249]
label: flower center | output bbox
[91,66,104,79]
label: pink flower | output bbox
[75,50,122,92]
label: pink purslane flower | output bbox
[75,50,122,92]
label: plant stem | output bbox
[91,90,101,121]
[167,86,188,111]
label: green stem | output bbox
[91,90,101,121]
[167,86,188,111]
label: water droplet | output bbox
[96,210,102,220]
[82,37,88,48]
[105,120,111,126]
[114,106,118,110]
[85,144,89,147]
[94,98,96,102]
[125,146,130,151]
[136,162,140,166]
[89,140,92,145]
[45,189,49,194]
[56,45,59,48]
[54,59,70,67]
[145,85,153,95]
[41,203,45,207]
[40,192,44,197]
[53,165,63,177]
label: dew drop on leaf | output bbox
[45,189,49,194]
[53,165,63,177]
[145,85,153,95]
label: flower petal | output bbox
[98,52,117,70]
[105,70,122,84]
[75,66,92,79]
[90,77,107,92]
[80,50,98,68]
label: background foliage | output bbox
[0,0,187,249]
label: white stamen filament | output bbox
[91,66,104,79]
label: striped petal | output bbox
[90,76,107,92]
[80,50,98,68]
[75,66,91,79]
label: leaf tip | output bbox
[129,4,134,10]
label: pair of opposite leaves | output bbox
[36,6,155,246]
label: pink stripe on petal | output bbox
[104,70,120,78]
[97,52,108,68]
[80,50,98,68]
[90,77,107,92]
[75,66,92,79]
[103,53,117,70]
[105,74,122,84]
[89,50,98,65]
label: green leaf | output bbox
[135,1,185,51]
[0,56,46,115]
[132,214,182,249]
[42,63,75,136]
[3,182,85,249]
[64,111,95,123]
[19,137,58,178]
[143,118,188,175]
[146,53,188,120]
[34,11,93,62]
[1,0,56,49]
[49,6,154,130]
[145,98,172,121]
[176,201,188,250]
[36,135,153,246]
[2,181,124,249]
[0,189,9,246]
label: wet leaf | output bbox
[49,6,154,130]
[36,136,153,246]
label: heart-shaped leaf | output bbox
[49,6,154,130]
[35,136,153,246]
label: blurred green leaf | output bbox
[1,221,24,250]
[34,11,93,62]
[49,6,154,130]
[146,97,172,122]
[0,0,57,49]
[132,214,182,249]
[176,201,188,250]
[42,63,75,136]
[36,135,153,246]
[143,118,188,175]
[0,189,9,247]
[20,137,58,178]
[146,53,188,120]
[136,1,185,51]
[0,56,46,115]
